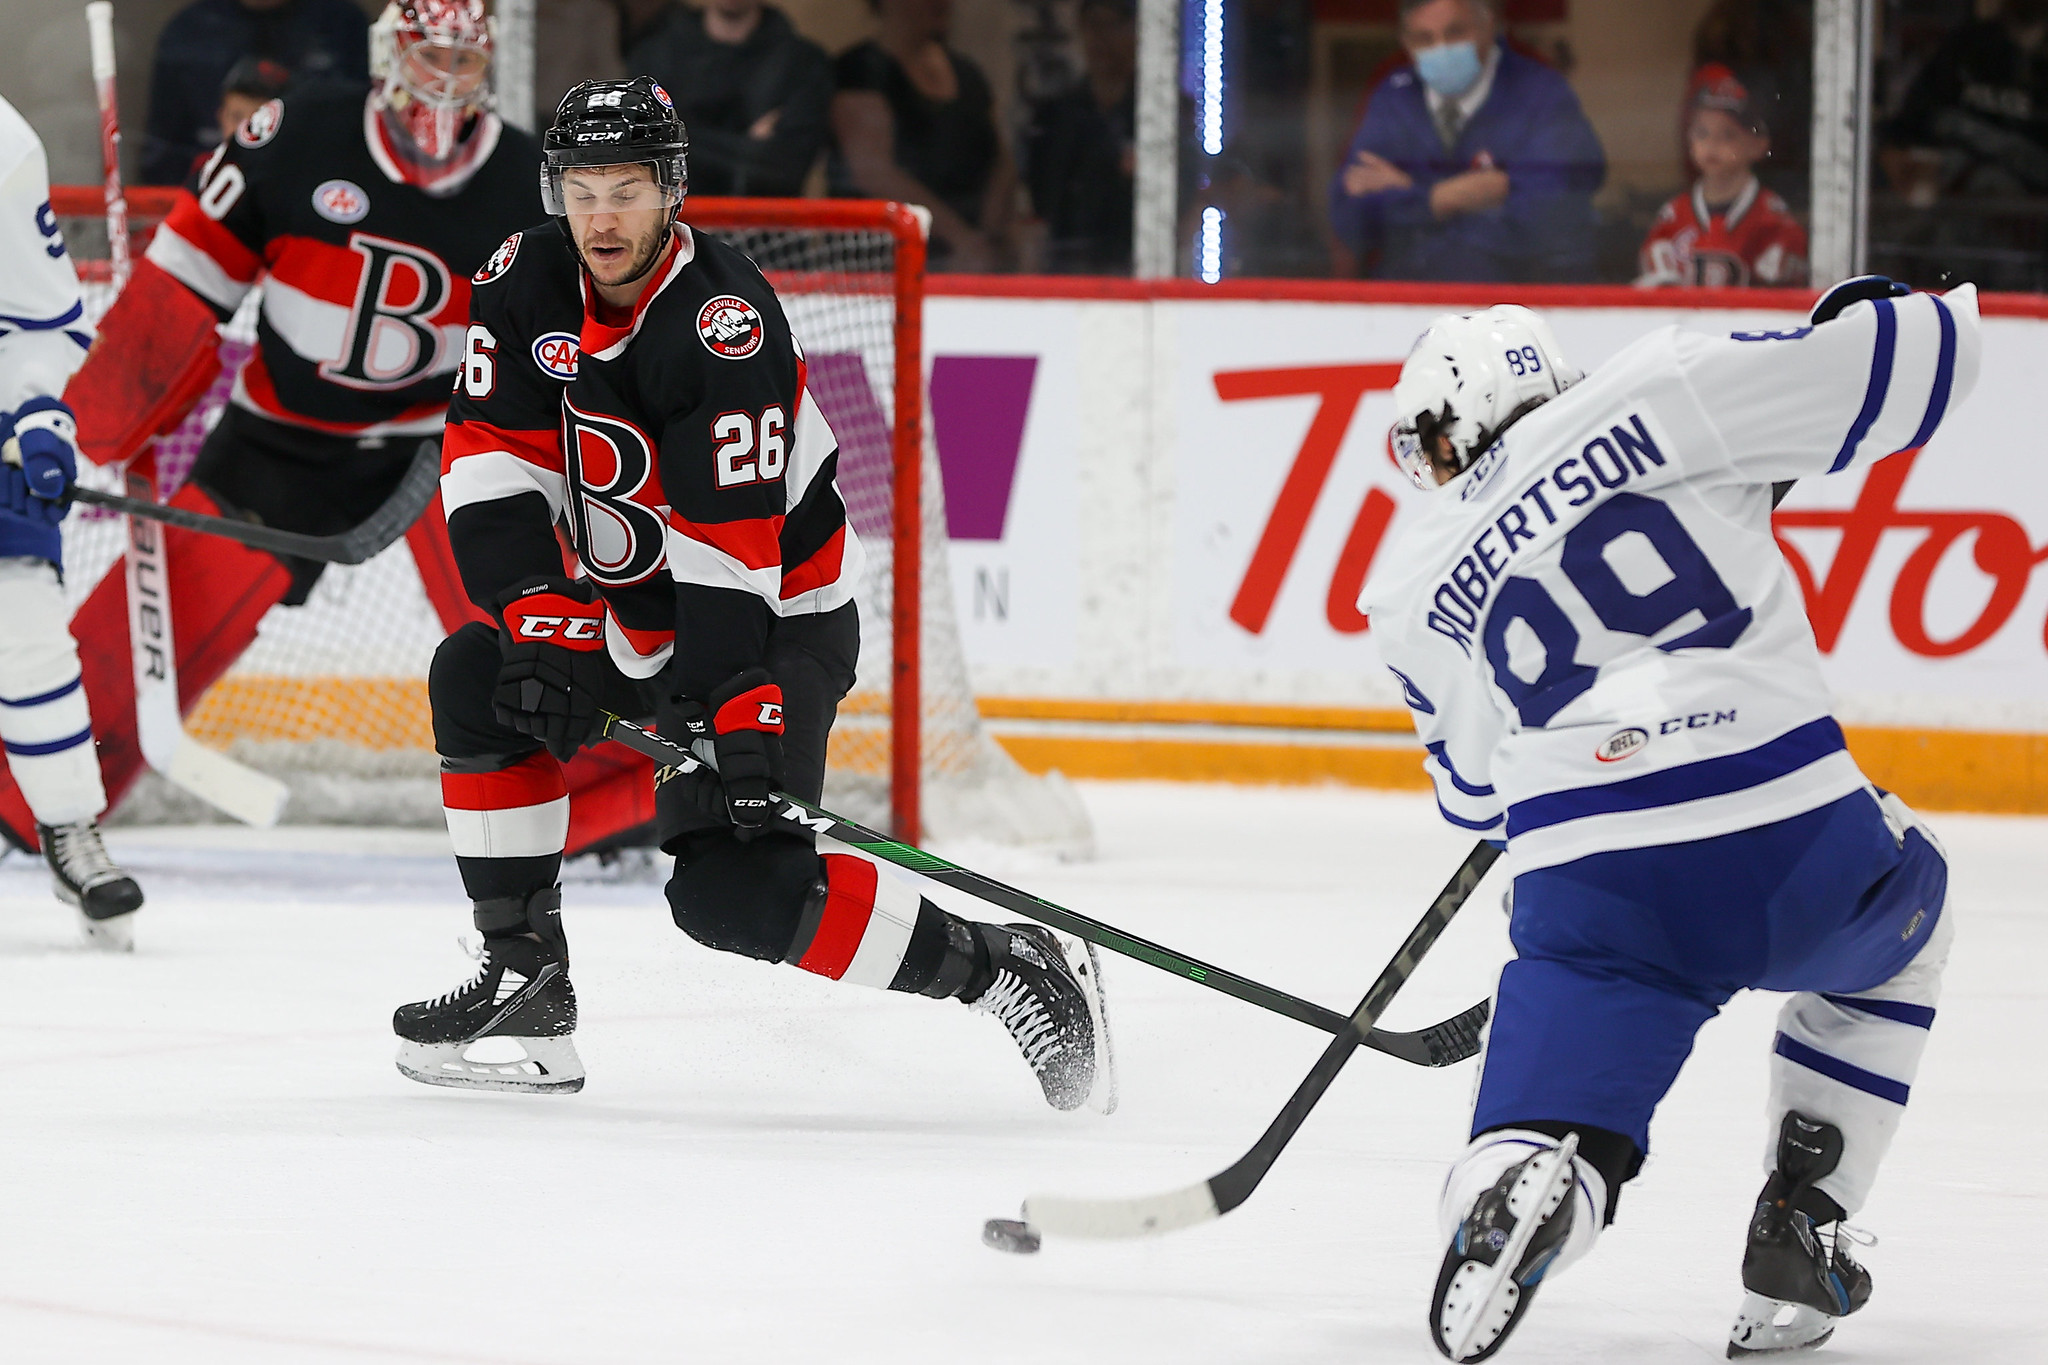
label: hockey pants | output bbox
[1472,786,1949,1221]
[429,606,957,993]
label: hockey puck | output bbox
[982,1217,1041,1254]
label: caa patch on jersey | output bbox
[312,179,370,224]
[698,295,764,360]
[532,331,580,379]
[236,98,284,148]
[474,232,521,284]
[1596,727,1649,763]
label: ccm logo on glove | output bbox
[715,684,786,734]
[502,588,606,651]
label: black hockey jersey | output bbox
[441,221,862,697]
[146,83,539,436]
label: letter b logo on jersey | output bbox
[564,397,668,588]
[319,233,454,391]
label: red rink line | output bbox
[0,1292,561,1365]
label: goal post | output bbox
[48,187,1093,853]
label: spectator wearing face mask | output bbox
[1327,0,1604,282]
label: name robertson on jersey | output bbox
[1427,411,1670,653]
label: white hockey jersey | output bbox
[1364,288,1981,872]
[0,95,92,418]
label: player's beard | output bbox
[579,220,670,291]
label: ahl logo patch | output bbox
[1595,727,1650,763]
[236,98,284,148]
[697,295,764,359]
[532,331,580,379]
[474,232,522,284]
[312,179,369,224]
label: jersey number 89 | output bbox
[1483,493,1753,726]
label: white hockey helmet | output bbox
[1390,305,1582,489]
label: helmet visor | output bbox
[542,161,684,218]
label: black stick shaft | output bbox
[596,710,1487,1062]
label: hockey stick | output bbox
[1020,839,1499,1240]
[85,3,287,829]
[66,438,442,567]
[596,710,1490,1068]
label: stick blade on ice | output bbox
[1022,1181,1221,1240]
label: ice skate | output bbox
[393,932,583,1094]
[966,923,1116,1114]
[39,821,143,952]
[1727,1113,1872,1357]
[1432,1133,1581,1361]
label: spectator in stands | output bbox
[141,0,368,185]
[1023,0,1135,273]
[536,0,627,134]
[629,1,832,197]
[1693,0,1811,209]
[831,0,1014,271]
[1326,0,1604,282]
[1637,66,1807,288]
[613,0,676,56]
[214,56,291,148]
[1886,0,2048,203]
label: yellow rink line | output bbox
[183,680,2048,815]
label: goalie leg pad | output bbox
[0,559,106,827]
[62,257,223,468]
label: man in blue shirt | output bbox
[1329,0,1604,282]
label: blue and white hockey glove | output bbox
[1810,275,1910,325]
[1,397,80,527]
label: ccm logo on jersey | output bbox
[474,233,521,284]
[1595,727,1649,763]
[236,98,283,147]
[698,295,764,359]
[532,332,580,379]
[313,179,370,224]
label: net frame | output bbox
[51,188,931,842]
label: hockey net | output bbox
[53,188,1090,851]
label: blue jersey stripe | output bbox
[1898,295,1956,455]
[1821,994,1937,1029]
[1827,299,1897,473]
[1773,1031,1911,1105]
[1435,798,1504,832]
[1426,740,1495,797]
[3,725,92,757]
[0,675,82,708]
[0,300,85,332]
[1505,718,1846,838]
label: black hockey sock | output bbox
[456,852,562,903]
[909,910,994,1000]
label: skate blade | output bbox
[1058,931,1119,1116]
[1727,1292,1838,1357]
[395,1036,585,1094]
[77,909,135,953]
[1440,1134,1580,1362]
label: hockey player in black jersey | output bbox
[393,77,1115,1112]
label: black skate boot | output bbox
[1728,1112,1872,1357]
[1432,1133,1582,1362]
[393,887,583,1094]
[39,821,144,952]
[942,921,1115,1114]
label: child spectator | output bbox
[1638,66,1808,288]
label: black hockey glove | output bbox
[1810,275,1909,325]
[677,667,786,841]
[492,576,610,763]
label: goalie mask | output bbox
[370,0,494,166]
[1391,305,1582,490]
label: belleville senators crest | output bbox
[474,233,522,284]
[697,295,764,360]
[236,98,284,148]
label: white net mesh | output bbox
[58,205,1091,850]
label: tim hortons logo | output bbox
[474,232,521,284]
[1595,727,1649,763]
[532,331,579,379]
[697,295,764,360]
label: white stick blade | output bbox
[86,3,116,77]
[1022,1182,1220,1240]
[166,736,289,828]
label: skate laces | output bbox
[425,935,492,1008]
[971,971,1060,1069]
[49,822,122,888]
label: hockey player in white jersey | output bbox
[1365,275,1976,1360]
[0,95,144,949]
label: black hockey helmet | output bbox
[541,75,689,222]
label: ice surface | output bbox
[1,783,2038,1363]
